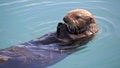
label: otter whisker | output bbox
[68,25,73,33]
[75,25,79,32]
[64,23,71,32]
[75,20,79,24]
[74,25,77,32]
[73,20,76,24]
[68,26,72,32]
[70,25,76,33]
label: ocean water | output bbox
[0,0,120,68]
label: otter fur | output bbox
[0,9,98,68]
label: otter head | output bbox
[63,9,98,35]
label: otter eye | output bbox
[87,18,92,24]
[75,16,81,19]
[88,18,92,23]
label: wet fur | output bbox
[63,9,98,34]
[0,9,98,68]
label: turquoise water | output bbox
[0,0,120,68]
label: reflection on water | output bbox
[0,0,120,68]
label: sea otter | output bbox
[0,9,98,68]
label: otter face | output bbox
[63,9,96,34]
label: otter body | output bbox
[0,9,98,68]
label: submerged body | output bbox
[0,9,98,68]
[0,23,94,68]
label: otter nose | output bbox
[63,17,69,23]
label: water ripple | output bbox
[33,26,53,33]
[11,8,32,14]
[0,0,29,7]
[26,20,58,31]
[44,1,105,6]
[95,16,115,40]
[5,1,106,15]
[33,20,57,28]
[0,0,119,51]
[9,1,52,10]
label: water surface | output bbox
[0,0,120,68]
